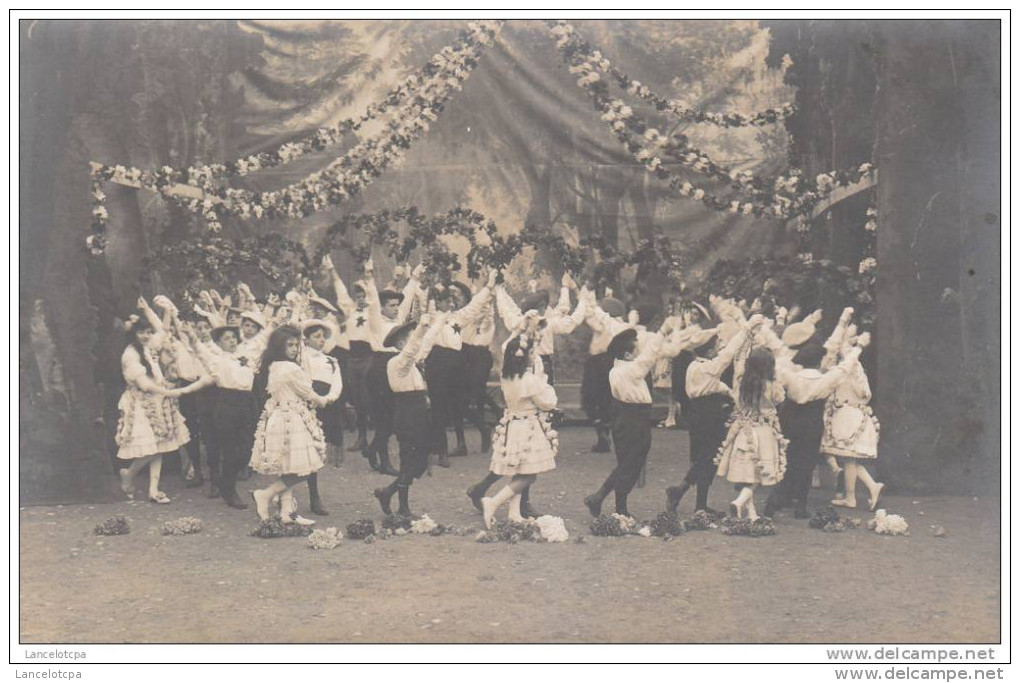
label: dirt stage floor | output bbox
[19,426,1000,644]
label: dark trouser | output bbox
[347,342,373,442]
[366,353,396,458]
[683,394,733,509]
[600,402,653,512]
[424,346,467,455]
[393,391,430,486]
[462,344,493,436]
[194,388,219,478]
[312,380,344,447]
[214,389,256,500]
[581,353,614,424]
[774,401,826,509]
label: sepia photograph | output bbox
[12,10,1007,676]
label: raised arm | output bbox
[451,270,496,327]
[495,284,524,331]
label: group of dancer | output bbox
[112,257,882,529]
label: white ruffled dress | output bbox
[489,371,559,476]
[714,381,789,486]
[820,362,880,460]
[115,346,191,459]
[250,361,327,477]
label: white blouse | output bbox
[501,372,558,416]
[609,332,663,404]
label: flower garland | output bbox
[548,21,795,128]
[546,20,876,220]
[85,21,503,249]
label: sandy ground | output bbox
[19,426,1000,644]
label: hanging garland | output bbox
[85,20,503,250]
[546,20,876,220]
[142,233,311,299]
[548,21,795,128]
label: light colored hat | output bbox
[781,319,817,348]
[240,309,267,329]
[307,292,338,313]
[301,319,333,339]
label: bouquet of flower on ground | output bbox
[809,506,863,533]
[94,516,130,536]
[307,527,344,550]
[869,510,909,536]
[474,516,570,544]
[590,513,652,538]
[648,511,686,538]
[720,516,777,537]
[346,519,377,540]
[683,509,722,531]
[160,517,203,536]
[250,518,314,539]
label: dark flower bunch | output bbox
[720,516,777,537]
[589,513,642,537]
[93,515,130,536]
[684,509,721,531]
[345,518,377,540]
[381,513,414,531]
[475,520,543,544]
[250,518,314,539]
[160,517,203,536]
[809,507,863,533]
[648,511,686,538]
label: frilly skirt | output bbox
[115,388,191,460]
[714,411,788,486]
[489,411,558,476]
[250,399,326,477]
[820,401,880,460]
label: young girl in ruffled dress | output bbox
[117,311,209,503]
[249,326,339,524]
[822,329,884,511]
[482,332,559,529]
[714,346,788,520]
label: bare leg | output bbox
[732,485,754,517]
[252,479,288,521]
[147,454,165,500]
[855,463,885,510]
[833,461,859,507]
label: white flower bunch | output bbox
[858,257,878,274]
[307,527,344,550]
[533,515,569,543]
[410,514,438,534]
[869,510,909,536]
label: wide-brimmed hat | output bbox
[301,319,333,339]
[383,322,416,349]
[607,328,639,360]
[240,309,267,329]
[307,292,338,313]
[600,297,626,319]
[781,319,817,348]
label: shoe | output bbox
[185,474,205,489]
[794,507,811,519]
[284,512,316,526]
[520,503,541,519]
[666,485,686,514]
[697,506,719,516]
[436,453,451,468]
[309,497,329,516]
[868,483,885,512]
[223,491,249,510]
[148,491,171,504]
[763,499,779,519]
[374,487,394,515]
[450,444,468,457]
[831,498,856,508]
[590,438,611,453]
[208,482,221,499]
[378,463,399,477]
[466,484,486,512]
[583,494,602,517]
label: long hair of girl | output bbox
[125,314,156,378]
[501,336,531,380]
[738,347,776,412]
[254,325,303,402]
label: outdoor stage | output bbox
[19,426,1000,644]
